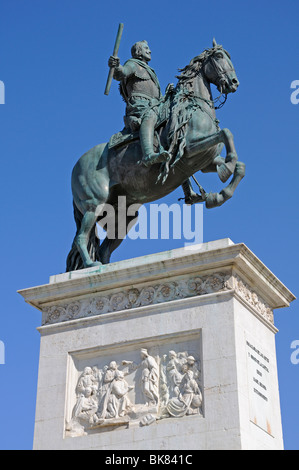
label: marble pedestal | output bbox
[19,239,295,450]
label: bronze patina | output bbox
[66,36,245,271]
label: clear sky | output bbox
[0,0,298,450]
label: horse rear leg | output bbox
[99,211,139,264]
[74,209,102,268]
[98,237,123,265]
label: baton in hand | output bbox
[104,23,124,96]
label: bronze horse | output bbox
[66,40,245,271]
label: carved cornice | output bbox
[19,242,295,318]
[42,272,273,326]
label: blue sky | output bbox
[0,0,298,449]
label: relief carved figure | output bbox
[72,386,98,426]
[66,360,135,434]
[66,346,202,437]
[97,360,119,419]
[67,366,101,435]
[104,370,134,419]
[160,350,202,418]
[76,366,99,396]
[161,366,202,419]
[140,348,159,406]
[165,350,183,398]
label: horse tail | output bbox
[65,201,101,272]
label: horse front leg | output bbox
[213,128,238,183]
[205,161,246,209]
[188,129,237,183]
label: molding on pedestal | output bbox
[18,239,295,331]
[39,272,275,330]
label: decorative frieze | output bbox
[42,272,231,325]
[231,275,273,324]
[42,271,273,326]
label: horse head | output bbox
[177,39,239,96]
[203,39,239,94]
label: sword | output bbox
[104,23,124,96]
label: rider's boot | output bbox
[182,179,206,205]
[139,114,171,167]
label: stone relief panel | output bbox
[65,337,202,437]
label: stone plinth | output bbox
[18,239,295,450]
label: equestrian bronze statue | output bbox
[66,38,245,271]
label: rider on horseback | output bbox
[108,40,203,204]
[108,40,172,168]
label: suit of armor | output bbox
[110,41,170,167]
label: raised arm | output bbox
[108,56,137,81]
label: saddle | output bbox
[108,127,139,150]
[108,96,171,150]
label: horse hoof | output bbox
[205,192,223,209]
[86,261,102,268]
[236,161,246,177]
[217,163,233,183]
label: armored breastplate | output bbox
[125,63,161,100]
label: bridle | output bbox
[170,49,234,187]
[195,48,236,110]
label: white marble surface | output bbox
[18,240,295,450]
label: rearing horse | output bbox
[66,39,245,271]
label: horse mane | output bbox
[166,44,231,164]
[176,45,231,87]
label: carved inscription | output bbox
[246,339,273,435]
